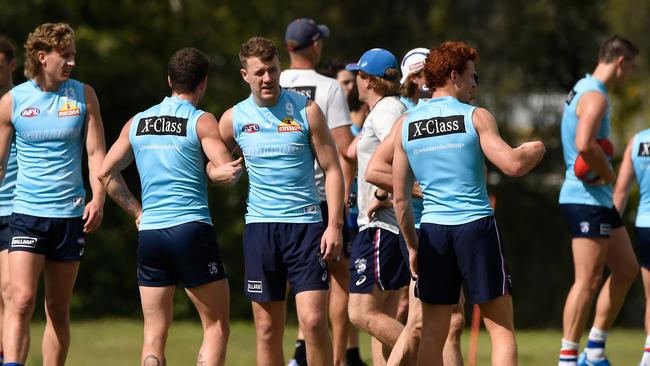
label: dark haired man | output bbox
[393,41,544,366]
[99,47,241,366]
[219,36,344,366]
[558,35,639,366]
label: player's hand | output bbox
[411,182,423,199]
[367,196,392,220]
[135,209,142,229]
[207,157,243,185]
[408,246,418,279]
[320,224,342,261]
[83,198,104,233]
[590,169,616,185]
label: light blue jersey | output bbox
[129,96,212,230]
[11,79,86,217]
[403,98,427,228]
[0,142,17,216]
[631,129,650,227]
[233,90,321,223]
[559,74,612,207]
[402,96,492,225]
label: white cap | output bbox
[400,47,429,85]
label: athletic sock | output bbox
[640,335,650,366]
[584,327,607,361]
[558,338,578,366]
[292,339,307,366]
[346,347,367,366]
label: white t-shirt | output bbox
[356,96,406,234]
[280,69,352,201]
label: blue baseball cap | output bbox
[346,48,399,78]
[285,18,330,51]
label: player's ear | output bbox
[240,68,248,82]
[167,75,172,89]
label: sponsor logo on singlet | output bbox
[278,117,302,133]
[20,107,40,118]
[638,142,650,157]
[136,116,188,136]
[58,101,81,117]
[565,89,577,105]
[407,115,466,141]
[242,123,260,134]
[285,86,316,100]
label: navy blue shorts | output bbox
[636,227,650,269]
[561,204,623,238]
[137,221,227,288]
[0,215,10,251]
[8,213,86,261]
[320,201,352,257]
[350,228,410,293]
[398,228,420,268]
[243,222,328,302]
[417,216,512,305]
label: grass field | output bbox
[21,320,644,365]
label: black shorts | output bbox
[636,227,650,269]
[137,221,227,288]
[9,213,86,261]
[561,204,623,238]
[0,215,10,251]
[349,228,410,293]
[243,222,328,302]
[417,216,512,305]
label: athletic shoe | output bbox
[577,352,610,366]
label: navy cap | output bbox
[285,18,330,51]
[346,48,399,78]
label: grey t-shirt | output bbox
[356,96,406,234]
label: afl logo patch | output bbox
[242,123,259,134]
[20,107,40,118]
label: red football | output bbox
[574,138,614,182]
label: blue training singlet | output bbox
[559,74,612,207]
[631,128,650,227]
[129,96,212,230]
[11,79,86,217]
[0,141,17,216]
[402,96,492,225]
[233,90,321,224]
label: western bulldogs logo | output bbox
[354,258,367,275]
[208,262,219,276]
[579,221,590,234]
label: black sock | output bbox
[346,347,366,366]
[293,339,307,366]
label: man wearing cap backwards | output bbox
[393,41,545,366]
[365,47,465,365]
[279,18,358,366]
[345,48,410,364]
[557,35,639,366]
[219,36,344,366]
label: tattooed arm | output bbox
[98,119,142,225]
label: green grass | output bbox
[20,320,644,365]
